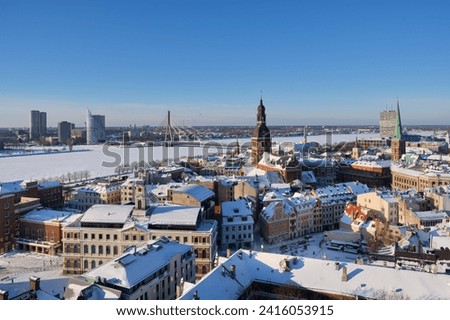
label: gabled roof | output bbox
[84,239,192,289]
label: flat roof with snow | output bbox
[81,204,134,224]
[148,205,200,227]
[21,209,73,223]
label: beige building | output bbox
[424,186,450,211]
[62,203,217,279]
[120,178,145,204]
[75,181,122,211]
[403,210,449,228]
[397,192,431,225]
[391,164,450,191]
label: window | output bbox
[84,260,89,269]
[84,233,88,240]
[202,265,208,274]
[98,245,103,255]
[91,234,95,240]
[113,246,118,255]
[91,245,96,254]
[140,235,144,241]
[66,244,71,253]
[125,235,129,241]
[91,260,96,269]
[74,244,79,254]
[183,237,188,243]
[99,234,103,240]
[74,260,79,268]
[84,245,89,254]
[132,235,137,241]
[106,246,111,255]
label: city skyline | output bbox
[1,1,450,127]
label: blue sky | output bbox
[1,0,450,127]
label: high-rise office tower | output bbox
[29,110,47,140]
[86,109,106,145]
[58,121,73,144]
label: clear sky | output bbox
[1,0,450,127]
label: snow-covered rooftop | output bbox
[180,250,450,300]
[21,208,73,223]
[80,204,134,224]
[84,238,192,289]
[38,181,61,189]
[148,205,200,226]
[413,210,449,221]
[173,184,215,202]
[222,199,252,217]
[0,180,25,195]
[352,159,391,169]
[64,278,121,300]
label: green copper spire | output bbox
[394,98,403,139]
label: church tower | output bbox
[133,179,147,216]
[391,98,406,161]
[251,98,272,165]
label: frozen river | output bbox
[0,133,378,182]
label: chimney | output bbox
[230,264,236,278]
[193,290,200,300]
[29,276,41,291]
[226,248,231,258]
[334,261,340,271]
[341,266,348,282]
[0,290,9,300]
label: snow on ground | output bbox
[0,250,70,298]
[256,232,366,264]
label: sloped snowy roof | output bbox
[0,180,25,195]
[222,199,252,217]
[301,170,317,184]
[180,250,450,300]
[81,204,134,224]
[84,239,192,289]
[173,184,214,202]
